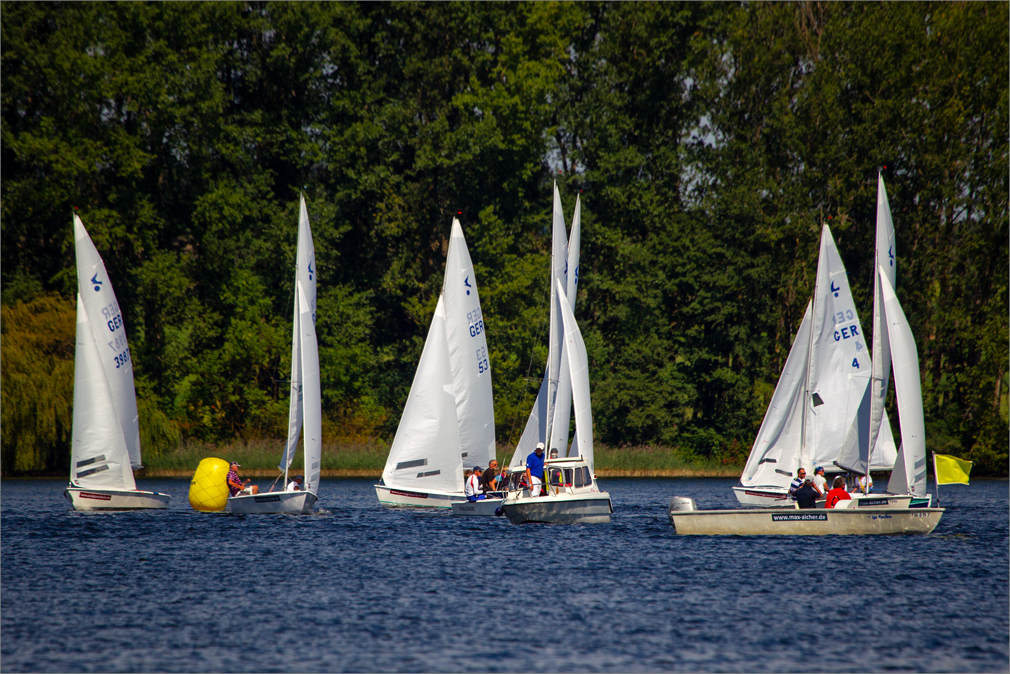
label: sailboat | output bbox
[734,224,900,507]
[228,196,320,514]
[835,175,931,506]
[64,214,171,510]
[500,280,612,524]
[497,185,612,524]
[375,219,496,508]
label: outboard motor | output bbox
[668,496,696,513]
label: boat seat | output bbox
[833,499,856,509]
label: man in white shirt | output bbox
[286,475,303,492]
[465,466,485,501]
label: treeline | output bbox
[2,2,1007,475]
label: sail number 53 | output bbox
[476,346,490,375]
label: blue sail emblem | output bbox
[308,261,314,281]
[90,274,103,292]
[830,281,840,298]
[464,275,471,296]
[888,245,894,267]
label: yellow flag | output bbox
[934,454,973,485]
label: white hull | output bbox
[669,505,943,536]
[501,491,613,524]
[374,484,466,508]
[65,487,170,511]
[732,486,792,507]
[450,497,504,516]
[227,491,317,514]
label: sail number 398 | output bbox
[114,347,132,369]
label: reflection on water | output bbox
[2,477,1007,673]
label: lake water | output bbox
[2,477,1007,673]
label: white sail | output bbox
[740,302,812,488]
[868,174,897,459]
[70,294,137,490]
[556,280,594,472]
[806,225,872,469]
[297,281,322,495]
[880,272,927,496]
[74,215,142,469]
[512,191,581,468]
[382,297,463,494]
[443,218,496,470]
[281,196,317,471]
[552,196,582,457]
[545,183,568,449]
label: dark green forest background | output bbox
[3,2,1007,475]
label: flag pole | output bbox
[932,453,940,508]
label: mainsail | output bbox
[281,195,318,475]
[806,225,873,470]
[443,219,496,471]
[74,215,143,469]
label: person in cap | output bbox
[226,461,258,497]
[465,465,485,501]
[794,477,820,509]
[525,443,546,497]
[811,466,827,496]
[286,475,304,492]
[825,476,852,509]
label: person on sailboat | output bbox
[856,474,874,493]
[794,478,820,509]
[812,466,827,496]
[480,460,500,494]
[525,443,546,497]
[227,462,259,496]
[286,475,303,492]
[788,468,807,499]
[825,477,852,509]
[465,466,486,501]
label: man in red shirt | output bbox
[824,476,851,509]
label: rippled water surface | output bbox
[2,477,1007,673]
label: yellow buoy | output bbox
[189,457,231,512]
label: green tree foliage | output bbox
[1,296,75,473]
[2,2,1006,474]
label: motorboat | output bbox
[500,456,612,524]
[668,496,942,535]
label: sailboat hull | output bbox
[64,487,171,511]
[374,485,466,508]
[501,491,613,524]
[450,497,505,516]
[226,491,316,514]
